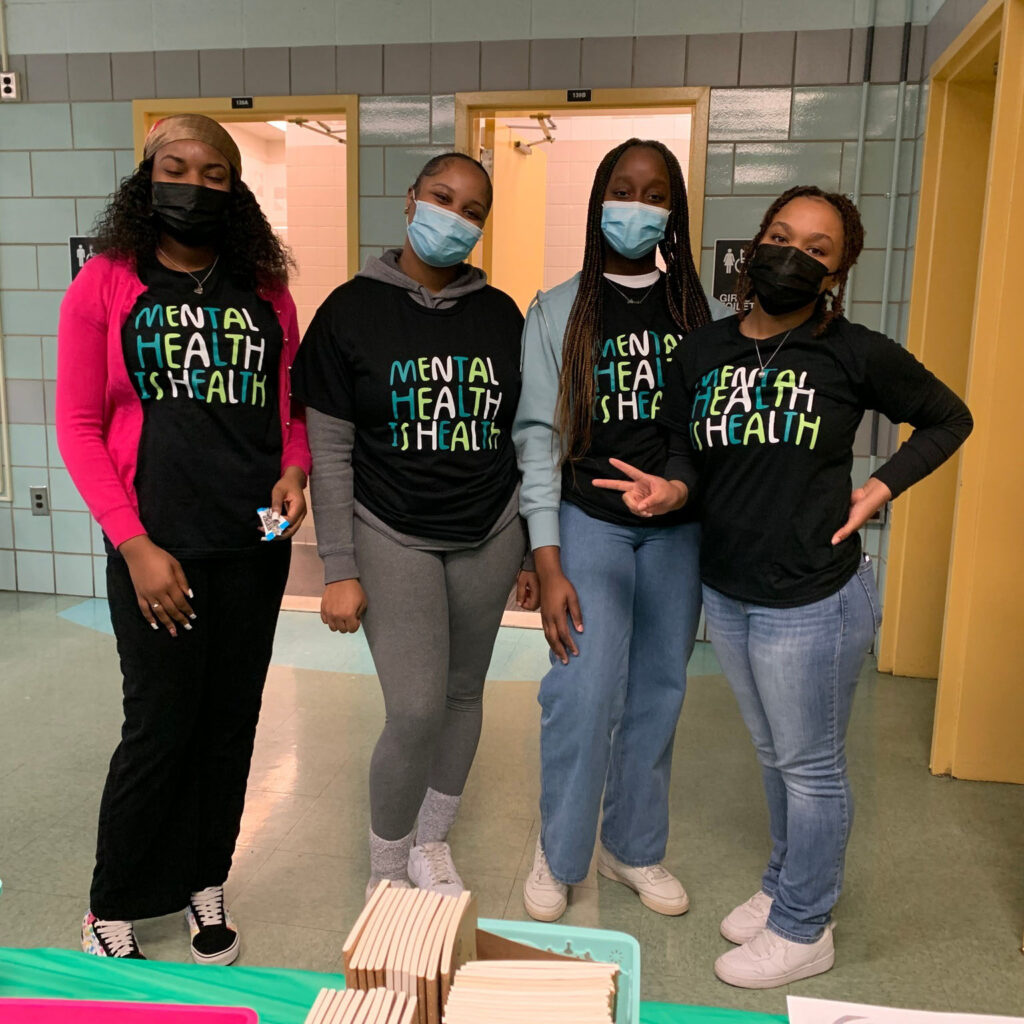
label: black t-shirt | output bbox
[562,276,691,527]
[121,259,283,556]
[660,314,973,607]
[292,276,524,542]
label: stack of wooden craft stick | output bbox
[304,987,416,1024]
[442,959,619,1022]
[340,881,477,1024]
[319,879,622,1024]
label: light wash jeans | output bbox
[702,556,882,942]
[538,501,702,884]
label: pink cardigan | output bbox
[56,254,311,550]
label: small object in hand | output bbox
[257,506,291,541]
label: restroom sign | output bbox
[69,236,97,281]
[713,238,753,313]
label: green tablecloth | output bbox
[0,949,786,1024]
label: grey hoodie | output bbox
[357,247,488,310]
[308,253,525,583]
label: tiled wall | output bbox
[536,113,691,291]
[0,10,982,596]
[0,92,135,596]
[225,123,287,227]
[3,1,939,54]
[280,125,348,335]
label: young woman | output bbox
[292,153,538,899]
[512,139,725,922]
[57,114,310,963]
[596,185,973,987]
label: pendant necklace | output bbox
[752,328,793,379]
[606,277,659,306]
[157,247,219,295]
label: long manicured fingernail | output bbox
[187,589,194,598]
[184,623,192,631]
[189,613,197,620]
[150,622,159,631]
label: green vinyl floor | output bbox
[0,591,1021,1018]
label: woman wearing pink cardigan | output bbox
[56,114,310,965]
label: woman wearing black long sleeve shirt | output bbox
[596,186,972,989]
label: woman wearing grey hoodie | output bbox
[292,153,538,899]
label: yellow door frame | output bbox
[132,96,361,279]
[454,88,711,262]
[878,6,1001,682]
[884,0,1024,783]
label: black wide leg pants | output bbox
[90,544,291,921]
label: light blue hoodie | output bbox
[511,273,732,550]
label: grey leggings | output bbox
[356,514,526,840]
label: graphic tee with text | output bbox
[292,276,524,542]
[121,259,283,555]
[562,276,692,528]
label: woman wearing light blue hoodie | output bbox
[512,139,728,921]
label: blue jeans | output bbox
[702,557,882,942]
[539,502,702,884]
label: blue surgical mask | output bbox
[406,199,483,268]
[601,201,670,260]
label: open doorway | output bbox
[483,109,692,312]
[133,96,358,613]
[221,119,350,611]
[458,87,709,313]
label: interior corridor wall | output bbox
[0,4,988,598]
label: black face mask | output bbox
[747,244,832,315]
[151,181,230,246]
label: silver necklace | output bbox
[752,329,793,378]
[157,247,219,295]
[606,277,659,306]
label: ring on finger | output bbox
[152,601,162,609]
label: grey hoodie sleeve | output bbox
[306,407,359,584]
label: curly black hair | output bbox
[91,159,294,289]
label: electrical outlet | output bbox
[29,486,50,516]
[0,71,20,102]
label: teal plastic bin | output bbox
[478,917,641,1024]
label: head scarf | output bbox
[143,114,242,176]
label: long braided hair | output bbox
[735,185,865,337]
[555,139,710,463]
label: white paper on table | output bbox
[787,997,1024,1024]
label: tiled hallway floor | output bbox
[0,591,1021,1016]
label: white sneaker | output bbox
[523,840,568,922]
[596,847,689,916]
[720,890,773,944]
[714,924,835,989]
[364,875,413,903]
[408,842,464,897]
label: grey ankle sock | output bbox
[416,788,462,845]
[368,825,416,881]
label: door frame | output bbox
[883,0,1024,782]
[454,88,711,262]
[132,95,360,279]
